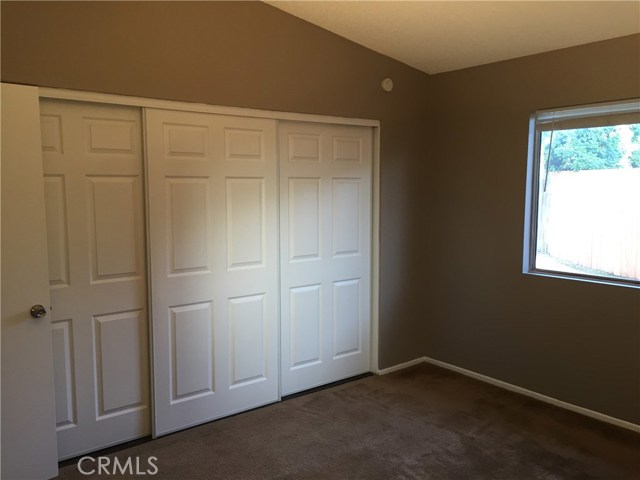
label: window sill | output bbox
[524,269,640,290]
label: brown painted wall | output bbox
[1,1,432,369]
[427,34,640,424]
[2,1,639,423]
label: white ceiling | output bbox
[266,1,640,74]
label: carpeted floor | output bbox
[57,363,640,479]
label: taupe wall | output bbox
[2,2,639,424]
[1,1,432,369]
[427,34,640,424]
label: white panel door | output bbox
[40,100,150,459]
[1,83,59,480]
[145,109,278,436]
[279,122,372,395]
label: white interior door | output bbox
[1,83,59,479]
[145,109,279,436]
[279,121,372,395]
[39,99,150,459]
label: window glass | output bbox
[526,100,640,287]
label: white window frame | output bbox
[523,98,640,289]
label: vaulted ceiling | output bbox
[266,1,640,74]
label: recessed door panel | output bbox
[333,136,361,163]
[225,129,263,161]
[290,178,321,261]
[94,310,147,416]
[44,175,70,287]
[290,285,322,369]
[41,114,64,154]
[226,178,264,269]
[85,118,136,154]
[289,133,320,162]
[52,320,76,429]
[333,179,360,257]
[164,123,209,159]
[167,178,210,274]
[229,294,266,386]
[88,176,140,280]
[170,303,214,401]
[333,279,361,358]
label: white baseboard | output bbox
[376,356,640,433]
[374,357,426,375]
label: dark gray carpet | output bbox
[57,363,640,479]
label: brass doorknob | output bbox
[30,304,47,319]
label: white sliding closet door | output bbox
[279,122,372,395]
[146,109,279,436]
[40,100,150,459]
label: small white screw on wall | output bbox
[381,77,394,92]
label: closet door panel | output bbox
[280,122,372,396]
[40,100,149,460]
[146,109,278,436]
